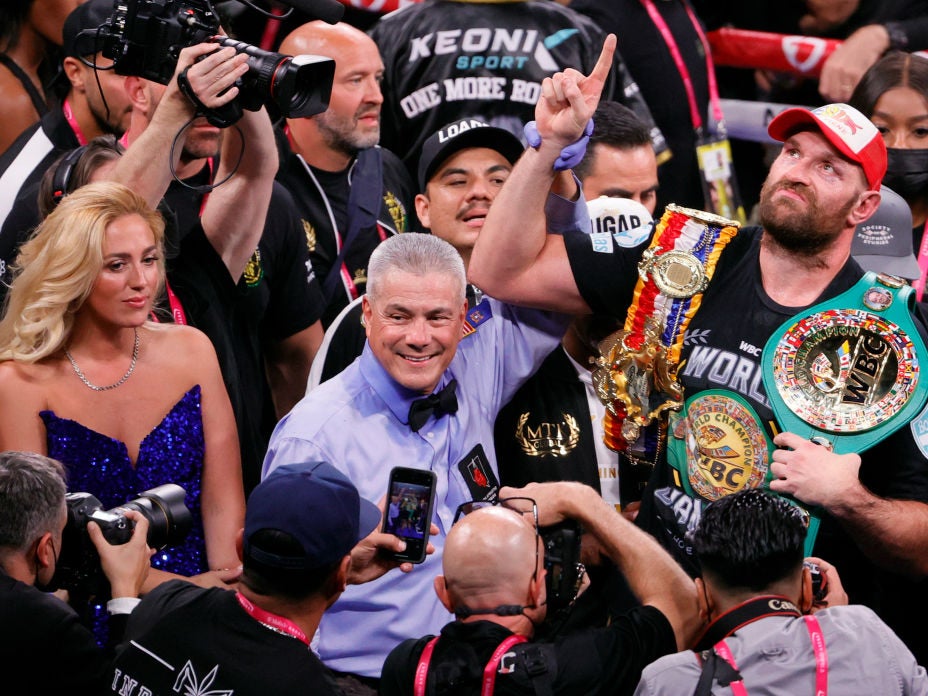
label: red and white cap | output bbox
[768,103,887,190]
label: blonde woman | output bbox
[0,183,244,609]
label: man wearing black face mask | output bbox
[0,451,151,695]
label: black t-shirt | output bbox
[0,569,109,695]
[381,607,674,696]
[564,224,928,662]
[275,134,416,327]
[165,178,324,493]
[368,0,664,169]
[110,581,338,696]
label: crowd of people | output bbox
[3,0,928,694]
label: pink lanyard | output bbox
[639,0,723,135]
[714,615,828,696]
[914,222,928,301]
[62,97,88,145]
[235,592,309,645]
[414,634,528,696]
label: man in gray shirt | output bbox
[635,489,928,696]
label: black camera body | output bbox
[93,0,334,124]
[56,483,192,599]
[102,0,220,84]
[804,560,828,603]
[541,521,585,615]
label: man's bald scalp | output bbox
[279,20,376,57]
[443,507,537,607]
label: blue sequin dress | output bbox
[41,385,208,643]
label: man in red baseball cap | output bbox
[767,102,887,191]
[755,101,884,259]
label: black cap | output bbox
[417,118,524,191]
[63,0,114,59]
[245,462,381,571]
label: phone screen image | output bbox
[383,468,436,563]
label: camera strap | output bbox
[692,596,828,696]
[692,595,801,651]
[177,66,242,128]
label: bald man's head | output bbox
[280,21,384,166]
[280,20,371,57]
[441,506,543,614]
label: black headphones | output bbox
[51,144,90,206]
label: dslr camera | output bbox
[542,521,585,616]
[56,483,192,598]
[90,0,335,125]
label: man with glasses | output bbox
[380,481,699,695]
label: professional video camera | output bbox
[56,483,192,599]
[89,0,335,126]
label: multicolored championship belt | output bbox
[593,205,740,461]
[666,389,820,555]
[762,272,928,454]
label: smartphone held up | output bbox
[382,467,437,564]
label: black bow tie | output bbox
[408,379,459,432]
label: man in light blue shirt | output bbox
[263,120,585,685]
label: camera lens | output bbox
[211,37,334,119]
[271,55,335,118]
[120,484,193,550]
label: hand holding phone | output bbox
[382,467,437,564]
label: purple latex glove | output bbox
[523,119,595,171]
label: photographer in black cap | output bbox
[0,450,151,695]
[109,460,421,696]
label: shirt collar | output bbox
[358,343,452,425]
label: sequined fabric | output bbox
[41,385,208,645]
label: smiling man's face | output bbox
[362,270,467,394]
[414,147,512,264]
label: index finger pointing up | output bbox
[587,33,616,85]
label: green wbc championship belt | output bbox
[762,272,928,454]
[667,389,820,555]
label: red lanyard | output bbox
[259,6,286,50]
[414,633,528,696]
[714,615,828,695]
[639,0,723,135]
[146,280,187,325]
[62,97,88,146]
[163,280,187,325]
[235,592,309,646]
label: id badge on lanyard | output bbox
[641,0,746,223]
[696,133,746,223]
